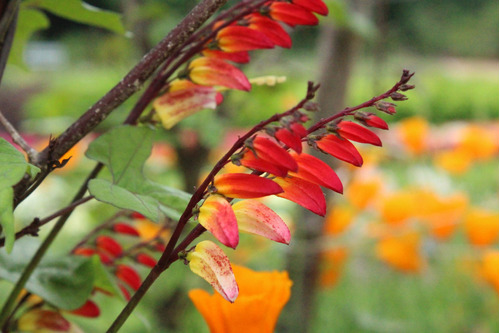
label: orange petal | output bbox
[289,152,343,193]
[316,134,363,166]
[216,25,275,52]
[187,240,239,302]
[153,85,218,129]
[376,231,423,273]
[247,13,292,48]
[232,199,291,244]
[274,176,326,216]
[189,57,251,91]
[214,173,283,199]
[464,208,499,246]
[252,136,298,172]
[199,195,239,249]
[336,121,382,146]
[269,2,319,27]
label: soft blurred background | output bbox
[0,0,498,332]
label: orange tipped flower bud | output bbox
[112,223,140,236]
[336,121,382,146]
[289,152,343,193]
[274,127,303,153]
[268,2,319,27]
[355,112,389,130]
[95,235,123,257]
[274,176,327,216]
[187,240,239,302]
[252,136,298,172]
[232,200,291,244]
[292,0,329,15]
[239,150,289,177]
[316,134,363,167]
[70,300,100,318]
[115,264,142,291]
[214,173,283,198]
[199,195,239,249]
[247,13,292,48]
[189,57,251,91]
[202,49,250,63]
[216,25,275,52]
[136,253,157,268]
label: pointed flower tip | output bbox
[233,200,291,244]
[316,134,364,167]
[95,235,123,257]
[189,57,251,91]
[253,136,298,172]
[274,176,327,216]
[199,195,239,249]
[269,2,319,27]
[290,152,343,193]
[337,121,382,146]
[217,25,275,52]
[115,264,142,291]
[70,300,100,318]
[214,173,283,199]
[187,240,239,302]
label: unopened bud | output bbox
[390,92,408,101]
[399,84,415,91]
[355,112,389,130]
[400,69,414,84]
[374,101,397,115]
[302,101,320,112]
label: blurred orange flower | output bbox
[319,247,348,288]
[189,265,292,333]
[346,176,383,210]
[479,250,499,293]
[323,205,354,235]
[397,116,429,155]
[375,231,423,273]
[464,208,499,246]
[378,190,417,226]
[458,124,498,161]
[434,149,473,175]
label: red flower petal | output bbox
[252,136,298,172]
[70,300,100,318]
[239,150,289,177]
[358,113,389,130]
[73,247,96,257]
[290,122,309,138]
[274,127,303,153]
[269,2,319,27]
[247,13,292,48]
[232,199,291,244]
[202,49,250,64]
[112,223,140,236]
[95,235,123,257]
[199,195,239,249]
[289,152,343,193]
[292,0,329,16]
[216,25,275,52]
[115,264,142,291]
[189,57,251,91]
[274,176,327,216]
[316,134,363,167]
[336,121,382,146]
[214,173,284,198]
[136,253,157,268]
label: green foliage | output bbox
[0,239,95,310]
[0,139,39,252]
[86,126,190,221]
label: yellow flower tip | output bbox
[189,264,292,333]
[187,240,239,302]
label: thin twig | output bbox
[0,110,38,163]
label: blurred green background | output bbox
[0,0,497,332]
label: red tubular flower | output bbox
[199,195,239,249]
[189,57,251,91]
[290,122,308,138]
[216,25,275,52]
[239,150,289,177]
[274,176,327,216]
[356,113,389,130]
[316,134,363,167]
[202,49,250,64]
[112,223,140,236]
[268,2,319,27]
[136,253,157,268]
[95,235,123,257]
[70,300,100,318]
[246,13,292,48]
[214,173,284,198]
[274,127,303,153]
[292,0,329,16]
[336,121,382,146]
[115,264,142,291]
[251,136,298,172]
[289,152,343,193]
[73,247,96,256]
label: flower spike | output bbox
[316,134,363,167]
[214,173,283,198]
[199,195,239,249]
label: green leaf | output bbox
[144,182,191,220]
[91,255,121,297]
[88,179,160,221]
[8,8,50,68]
[0,239,95,310]
[23,0,126,34]
[0,138,35,252]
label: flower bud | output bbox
[374,101,397,115]
[390,92,408,101]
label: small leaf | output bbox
[24,0,126,34]
[88,179,160,221]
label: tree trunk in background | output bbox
[278,3,365,332]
